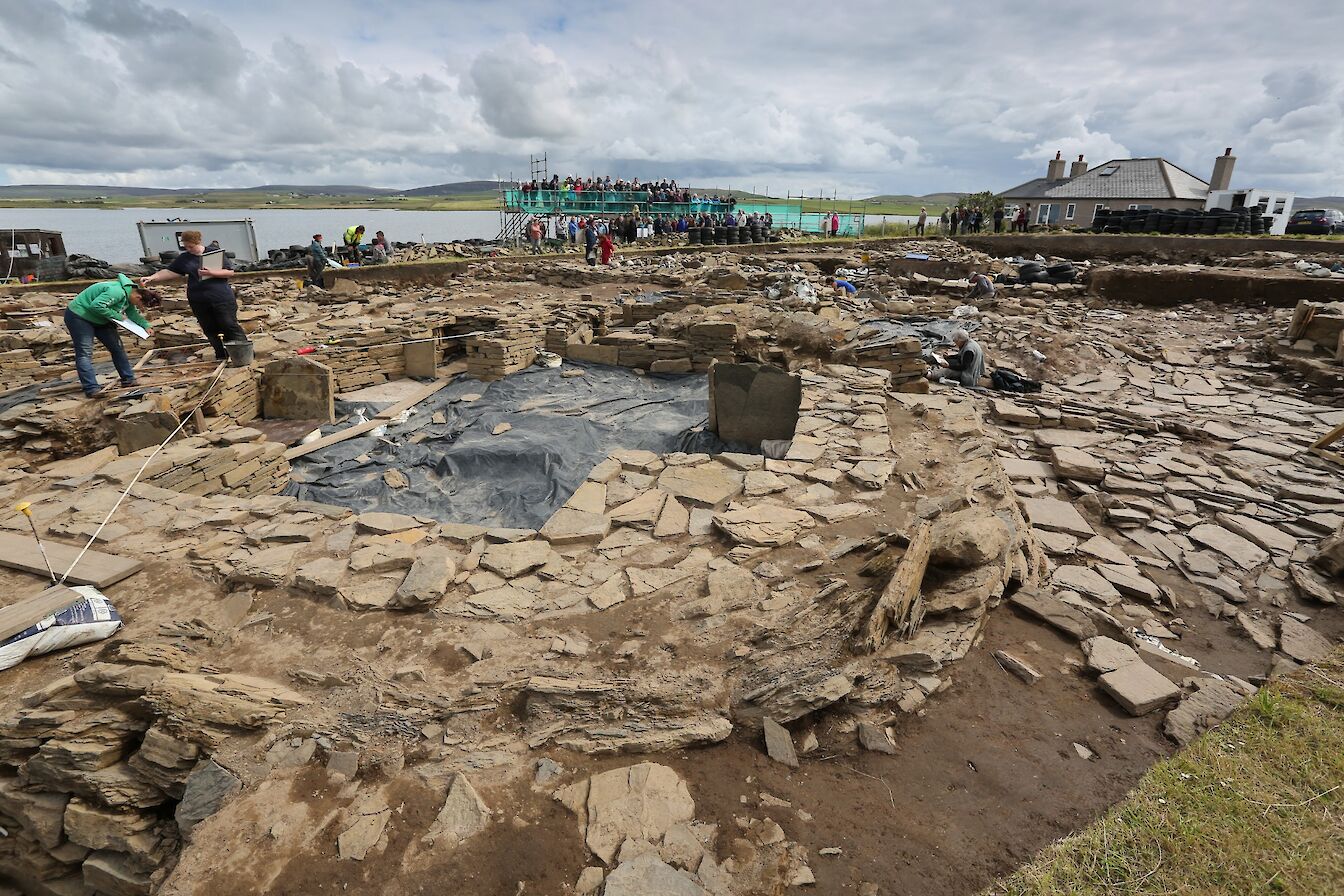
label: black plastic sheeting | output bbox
[843,315,981,354]
[0,362,118,415]
[285,362,729,529]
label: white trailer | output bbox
[137,219,261,263]
[1205,189,1295,235]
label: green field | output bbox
[991,648,1344,896]
[0,190,962,216]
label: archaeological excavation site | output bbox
[0,235,1342,896]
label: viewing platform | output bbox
[502,188,733,217]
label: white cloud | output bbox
[0,0,1339,195]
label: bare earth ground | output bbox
[1,239,1341,896]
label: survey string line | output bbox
[57,363,230,585]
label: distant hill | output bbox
[0,182,972,205]
[1296,196,1344,212]
[0,184,187,198]
[401,181,500,196]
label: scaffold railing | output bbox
[502,189,732,217]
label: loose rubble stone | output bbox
[931,509,1012,568]
[1020,497,1096,537]
[541,508,612,545]
[1049,446,1105,482]
[857,722,896,754]
[563,762,695,865]
[1010,589,1097,641]
[603,853,707,896]
[1278,617,1334,663]
[337,791,391,861]
[1099,663,1180,716]
[993,650,1041,684]
[422,773,490,848]
[712,505,815,547]
[1188,524,1270,570]
[1081,636,1142,674]
[762,718,799,768]
[480,539,552,578]
[355,512,425,535]
[175,760,241,839]
[657,465,744,506]
[393,546,457,609]
[1164,680,1247,745]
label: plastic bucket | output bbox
[223,340,254,367]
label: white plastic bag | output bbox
[0,587,122,672]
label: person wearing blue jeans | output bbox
[63,273,158,397]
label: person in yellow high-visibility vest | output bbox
[342,225,365,263]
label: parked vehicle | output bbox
[1285,208,1344,235]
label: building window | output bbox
[1065,203,1077,221]
[1128,204,1139,210]
[1273,199,1287,214]
[1036,204,1053,225]
[1093,204,1108,221]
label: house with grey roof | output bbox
[998,150,1236,228]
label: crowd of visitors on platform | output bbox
[517,175,736,206]
[521,209,775,260]
[938,205,1017,235]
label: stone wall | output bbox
[0,653,302,896]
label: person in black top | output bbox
[140,229,248,361]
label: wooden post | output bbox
[858,521,934,653]
[1286,300,1316,341]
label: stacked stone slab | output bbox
[0,397,107,459]
[0,649,300,896]
[198,368,260,424]
[464,326,544,380]
[852,335,929,393]
[0,348,42,386]
[321,327,413,391]
[686,320,742,372]
[621,291,746,325]
[95,427,290,498]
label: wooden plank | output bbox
[374,377,455,420]
[284,377,454,461]
[0,584,85,643]
[1309,421,1344,451]
[282,418,381,461]
[0,532,143,588]
[858,520,934,653]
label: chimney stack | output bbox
[1209,147,1236,192]
[1046,150,1067,180]
[1069,154,1088,178]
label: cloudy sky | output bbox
[0,0,1340,196]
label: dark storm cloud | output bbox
[0,0,1339,194]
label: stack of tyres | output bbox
[738,226,750,244]
[687,226,701,245]
[1046,262,1077,283]
[714,226,727,245]
[725,226,738,245]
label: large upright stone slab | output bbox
[115,397,181,455]
[708,362,801,447]
[403,335,439,378]
[260,356,335,423]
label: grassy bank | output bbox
[991,648,1344,896]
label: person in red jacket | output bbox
[599,231,615,265]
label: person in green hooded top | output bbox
[64,273,158,397]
